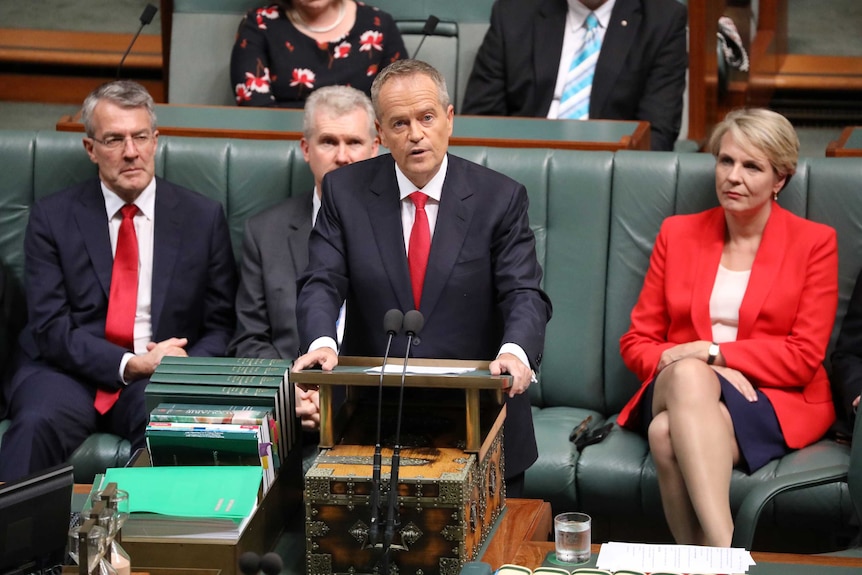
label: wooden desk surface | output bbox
[75,484,549,573]
[57,104,650,151]
[826,126,862,157]
[511,541,862,573]
[482,499,554,568]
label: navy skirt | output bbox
[638,372,789,473]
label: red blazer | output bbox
[618,205,838,449]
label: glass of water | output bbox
[554,511,591,563]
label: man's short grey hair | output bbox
[81,80,157,138]
[370,59,450,119]
[303,85,376,140]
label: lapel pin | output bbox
[621,20,628,27]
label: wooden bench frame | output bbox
[0,28,164,103]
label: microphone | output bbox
[259,552,283,575]
[411,15,440,61]
[368,309,404,548]
[116,3,158,80]
[238,551,260,575]
[380,310,424,573]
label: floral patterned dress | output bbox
[230,2,407,107]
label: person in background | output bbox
[462,0,687,151]
[0,81,237,482]
[831,267,862,437]
[228,84,379,431]
[230,0,407,108]
[291,59,552,497]
[618,108,838,546]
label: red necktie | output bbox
[408,192,431,310]
[95,204,139,415]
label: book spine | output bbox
[146,429,262,467]
[159,356,292,368]
[149,372,284,387]
[153,364,288,375]
[145,384,278,414]
[152,402,267,412]
[150,405,272,424]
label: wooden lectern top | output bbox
[289,356,511,452]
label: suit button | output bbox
[412,336,421,346]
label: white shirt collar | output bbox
[394,154,448,202]
[567,0,615,31]
[312,186,321,226]
[101,177,156,221]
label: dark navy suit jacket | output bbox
[11,177,237,397]
[296,154,552,477]
[462,0,688,151]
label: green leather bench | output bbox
[0,130,859,551]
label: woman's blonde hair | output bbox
[707,108,799,178]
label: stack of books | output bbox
[144,356,296,463]
[95,466,262,543]
[143,356,300,494]
[145,404,278,492]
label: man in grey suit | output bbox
[228,85,378,429]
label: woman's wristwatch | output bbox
[707,342,720,365]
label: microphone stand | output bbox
[368,309,403,549]
[380,310,423,574]
[411,15,440,61]
[116,3,158,80]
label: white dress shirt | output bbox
[102,177,156,382]
[310,155,534,376]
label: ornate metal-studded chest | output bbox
[305,427,505,575]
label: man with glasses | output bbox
[0,81,237,481]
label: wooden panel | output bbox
[481,499,552,569]
[826,127,862,157]
[686,0,724,142]
[0,73,165,104]
[0,29,162,69]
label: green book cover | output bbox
[149,372,284,387]
[101,466,262,519]
[159,356,292,368]
[150,403,273,424]
[146,425,262,467]
[145,384,289,462]
[154,364,288,376]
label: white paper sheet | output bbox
[596,541,756,574]
[365,365,477,375]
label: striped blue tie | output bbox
[558,13,601,120]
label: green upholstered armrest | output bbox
[732,465,849,550]
[0,421,128,483]
[67,433,132,484]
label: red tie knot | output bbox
[410,191,428,210]
[120,204,139,220]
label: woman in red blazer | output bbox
[618,108,838,547]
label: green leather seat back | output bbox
[0,131,97,283]
[157,136,311,262]
[169,0,262,105]
[450,147,613,412]
[804,158,862,350]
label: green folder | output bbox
[101,466,261,519]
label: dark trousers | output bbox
[0,360,146,482]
